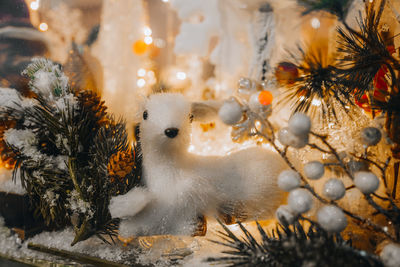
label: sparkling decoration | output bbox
[238,77,257,93]
[323,178,346,200]
[317,205,347,232]
[380,243,400,267]
[288,113,311,136]
[276,205,296,224]
[288,188,313,214]
[278,127,309,148]
[218,98,242,125]
[360,127,382,146]
[304,161,325,180]
[38,22,49,32]
[275,62,299,86]
[258,91,273,106]
[132,40,148,55]
[278,170,301,192]
[354,171,380,194]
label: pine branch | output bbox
[336,0,395,100]
[206,220,383,267]
[278,49,354,121]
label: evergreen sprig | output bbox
[206,221,383,267]
[279,49,353,121]
[336,0,395,100]
[1,58,141,245]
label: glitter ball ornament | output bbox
[275,62,299,85]
[304,161,325,180]
[278,127,308,148]
[276,205,296,224]
[288,188,313,214]
[354,171,380,194]
[323,178,345,200]
[317,205,347,232]
[288,113,311,136]
[132,40,148,55]
[278,170,301,192]
[360,127,382,146]
[381,243,400,267]
[218,98,242,125]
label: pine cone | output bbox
[192,215,207,237]
[108,150,135,183]
[76,90,108,127]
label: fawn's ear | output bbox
[191,100,221,122]
[131,94,149,123]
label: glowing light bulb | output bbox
[144,36,153,45]
[311,18,320,29]
[39,22,48,32]
[162,0,169,2]
[137,68,146,77]
[143,27,152,36]
[30,1,39,10]
[176,72,187,80]
[137,78,146,87]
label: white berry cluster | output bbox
[278,113,311,148]
[275,113,350,232]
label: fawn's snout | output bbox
[164,128,179,138]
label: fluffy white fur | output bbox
[109,93,287,237]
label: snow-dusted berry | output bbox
[354,171,379,194]
[276,205,296,225]
[323,178,345,200]
[288,113,311,136]
[317,205,347,232]
[218,98,242,125]
[288,188,313,214]
[278,170,301,192]
[360,127,382,146]
[380,243,400,267]
[278,127,308,148]
[304,161,325,180]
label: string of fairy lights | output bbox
[25,0,191,91]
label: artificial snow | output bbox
[0,212,257,267]
[0,169,25,195]
[0,88,22,111]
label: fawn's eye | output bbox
[143,110,148,120]
[189,114,194,123]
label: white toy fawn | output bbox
[109,93,287,237]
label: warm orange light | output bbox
[38,22,48,32]
[132,40,148,55]
[258,91,273,105]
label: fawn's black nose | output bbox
[165,128,179,138]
